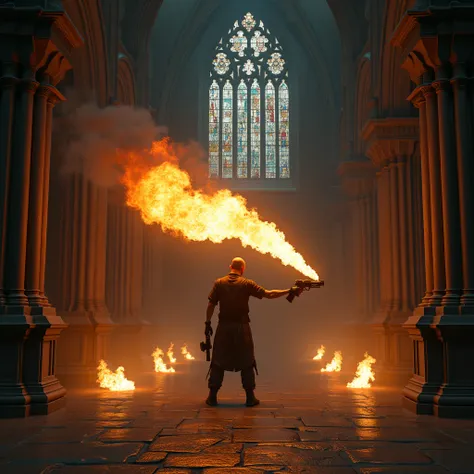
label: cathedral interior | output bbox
[1,0,474,472]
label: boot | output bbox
[245,389,260,407]
[205,388,218,406]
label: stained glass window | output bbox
[237,81,248,178]
[222,81,233,178]
[209,80,219,178]
[279,80,290,178]
[209,12,290,180]
[265,82,276,178]
[250,79,261,178]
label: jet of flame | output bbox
[181,344,195,360]
[347,353,376,388]
[121,140,319,280]
[97,359,135,391]
[167,343,177,364]
[152,347,175,373]
[313,345,325,361]
[321,351,343,373]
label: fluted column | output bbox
[0,2,81,416]
[393,2,474,417]
[25,85,49,305]
[363,118,422,379]
[142,225,164,324]
[106,190,144,324]
[0,68,16,306]
[433,77,462,306]
[453,65,474,306]
[3,79,38,307]
[338,160,377,323]
[55,175,113,384]
[424,86,445,306]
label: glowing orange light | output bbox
[152,347,175,373]
[97,359,135,391]
[313,345,325,360]
[121,139,319,280]
[321,351,342,373]
[167,343,177,364]
[347,353,376,388]
[181,344,195,360]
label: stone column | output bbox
[363,118,422,381]
[453,64,474,306]
[55,176,113,386]
[0,3,82,417]
[142,224,164,352]
[393,3,474,417]
[424,86,446,306]
[338,160,377,324]
[0,66,15,307]
[106,188,145,370]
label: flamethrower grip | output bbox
[206,334,211,361]
[286,286,299,303]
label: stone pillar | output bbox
[338,160,378,325]
[393,2,474,417]
[106,188,146,370]
[55,177,113,386]
[0,3,82,417]
[142,225,164,352]
[363,118,423,381]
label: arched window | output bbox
[209,12,290,180]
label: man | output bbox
[205,257,302,407]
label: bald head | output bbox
[230,257,246,275]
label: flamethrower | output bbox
[201,322,213,361]
[200,336,212,361]
[287,279,325,303]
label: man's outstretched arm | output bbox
[263,289,291,299]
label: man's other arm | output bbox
[206,301,216,322]
[263,289,291,299]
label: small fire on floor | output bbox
[313,345,376,389]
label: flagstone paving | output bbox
[0,362,474,473]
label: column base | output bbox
[0,305,67,418]
[56,310,113,388]
[372,312,412,386]
[431,309,474,418]
[402,305,442,415]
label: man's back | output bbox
[208,272,265,323]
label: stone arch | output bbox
[63,0,109,105]
[354,53,371,155]
[379,0,415,115]
[117,53,136,106]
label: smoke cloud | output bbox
[55,103,208,188]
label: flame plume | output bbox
[181,344,195,360]
[313,345,325,361]
[97,359,135,391]
[347,353,376,388]
[321,351,343,373]
[121,140,319,280]
[167,343,177,363]
[152,347,175,373]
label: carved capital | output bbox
[0,4,83,85]
[392,4,474,85]
[362,118,419,168]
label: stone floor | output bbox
[1,361,474,474]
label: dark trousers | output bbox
[208,364,256,391]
